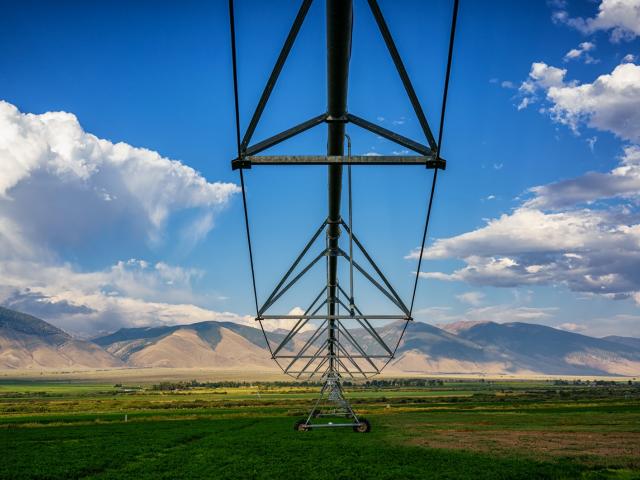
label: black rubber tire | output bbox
[353,418,371,433]
[294,419,309,432]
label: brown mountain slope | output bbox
[126,327,278,370]
[454,322,640,376]
[94,319,640,376]
[0,307,123,369]
[1,310,633,376]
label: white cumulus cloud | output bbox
[517,62,568,110]
[526,145,640,209]
[563,41,598,63]
[0,258,252,336]
[413,207,640,297]
[547,63,640,142]
[408,144,640,304]
[0,100,239,252]
[456,291,485,306]
[556,322,587,332]
[553,0,640,42]
[420,304,557,325]
[517,62,640,142]
[0,100,242,335]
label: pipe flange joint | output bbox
[325,114,348,124]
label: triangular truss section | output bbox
[294,375,370,432]
[231,0,446,171]
[257,214,408,380]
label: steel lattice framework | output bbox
[228,0,458,431]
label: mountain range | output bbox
[1,306,639,376]
[0,306,122,369]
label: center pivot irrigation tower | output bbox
[228,0,458,432]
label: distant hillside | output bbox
[0,307,123,369]
[2,305,639,376]
[94,319,640,376]
[387,321,509,375]
[94,321,284,370]
[453,322,640,376]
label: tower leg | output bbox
[294,374,371,432]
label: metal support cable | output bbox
[437,0,459,156]
[408,0,459,316]
[336,282,340,376]
[345,134,355,315]
[229,0,260,316]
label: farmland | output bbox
[1,377,639,479]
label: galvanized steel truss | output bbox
[228,0,458,431]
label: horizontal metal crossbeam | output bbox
[235,154,442,167]
[258,314,409,320]
[230,113,446,170]
[307,423,361,428]
[286,372,378,376]
[274,355,390,359]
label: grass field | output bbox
[2,377,639,479]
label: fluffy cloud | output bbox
[548,63,640,141]
[553,0,640,42]
[460,305,556,322]
[0,100,239,253]
[440,52,640,312]
[517,62,568,110]
[563,41,598,63]
[409,145,640,304]
[522,63,568,90]
[430,1,640,329]
[556,322,587,332]
[419,304,556,325]
[3,289,96,317]
[0,258,252,336]
[456,291,485,306]
[0,100,242,335]
[518,62,640,142]
[414,207,640,297]
[526,145,640,209]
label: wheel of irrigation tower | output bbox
[353,418,371,433]
[294,419,310,432]
[228,0,459,432]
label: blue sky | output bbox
[1,0,639,337]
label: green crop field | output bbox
[2,377,639,479]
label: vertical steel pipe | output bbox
[326,0,352,372]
